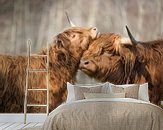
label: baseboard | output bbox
[0,113,47,123]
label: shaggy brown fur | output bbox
[80,33,163,105]
[0,26,99,113]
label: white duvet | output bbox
[40,98,163,130]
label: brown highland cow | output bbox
[80,27,163,105]
[0,26,99,113]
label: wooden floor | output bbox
[0,114,46,130]
[0,122,43,130]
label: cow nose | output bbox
[54,34,61,42]
[54,36,61,43]
[80,60,90,66]
[84,61,89,65]
[57,39,62,44]
[54,35,63,45]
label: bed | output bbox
[42,98,163,130]
[25,82,163,130]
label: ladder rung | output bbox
[28,88,47,91]
[30,54,48,57]
[27,104,47,107]
[29,69,48,72]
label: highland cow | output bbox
[0,26,99,113]
[80,27,163,105]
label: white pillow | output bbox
[66,82,110,103]
[138,83,149,102]
[66,82,75,103]
[109,82,149,102]
[161,101,163,106]
[101,83,112,93]
[84,92,125,99]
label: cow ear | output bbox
[120,37,133,45]
[57,52,66,61]
[119,37,136,52]
[90,27,98,39]
[121,56,125,64]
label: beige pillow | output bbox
[74,86,102,100]
[111,84,139,99]
[84,92,126,99]
[67,82,110,102]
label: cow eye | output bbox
[100,48,104,55]
[103,52,114,57]
[71,34,76,39]
[94,56,100,61]
[110,53,116,57]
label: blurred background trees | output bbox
[0,0,162,83]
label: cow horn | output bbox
[65,11,75,27]
[126,25,137,45]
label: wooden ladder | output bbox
[24,39,49,124]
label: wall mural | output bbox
[0,0,163,113]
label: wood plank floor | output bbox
[0,113,46,129]
[0,122,43,130]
